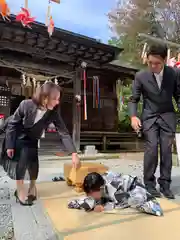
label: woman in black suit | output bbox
[1,82,80,206]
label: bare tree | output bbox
[109,0,180,64]
[109,0,180,42]
[157,0,180,42]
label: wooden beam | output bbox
[138,33,180,48]
[0,41,75,63]
[0,54,74,77]
[72,68,81,152]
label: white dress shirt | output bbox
[154,68,164,89]
[34,109,47,148]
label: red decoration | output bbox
[83,69,87,120]
[175,62,180,68]
[16,7,35,28]
[0,0,10,21]
[47,16,54,37]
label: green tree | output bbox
[116,81,142,132]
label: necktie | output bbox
[155,74,162,89]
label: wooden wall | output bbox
[60,70,119,133]
[0,65,133,134]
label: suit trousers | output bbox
[143,117,175,188]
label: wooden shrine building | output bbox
[0,15,138,151]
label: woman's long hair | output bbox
[32,82,62,107]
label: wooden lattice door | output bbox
[0,85,11,118]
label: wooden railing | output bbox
[80,131,144,152]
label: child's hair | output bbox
[83,172,105,194]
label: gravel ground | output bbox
[0,156,179,240]
[0,171,14,240]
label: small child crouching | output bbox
[68,172,163,216]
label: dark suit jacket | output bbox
[0,116,13,135]
[5,99,76,153]
[129,66,180,132]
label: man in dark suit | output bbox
[129,44,180,199]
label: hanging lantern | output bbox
[0,0,10,21]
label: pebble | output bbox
[0,169,14,240]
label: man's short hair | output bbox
[147,44,168,59]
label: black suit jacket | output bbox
[129,66,180,132]
[5,99,76,153]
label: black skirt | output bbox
[0,138,39,180]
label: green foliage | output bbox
[117,85,131,132]
[108,38,121,46]
[173,98,180,132]
[116,82,142,132]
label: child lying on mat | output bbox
[68,172,163,216]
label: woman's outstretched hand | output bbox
[7,149,14,159]
[72,153,81,169]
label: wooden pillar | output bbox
[72,68,81,152]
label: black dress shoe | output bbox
[146,186,161,198]
[160,187,175,199]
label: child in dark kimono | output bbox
[68,172,163,216]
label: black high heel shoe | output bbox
[28,195,37,201]
[28,186,37,201]
[14,190,33,206]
